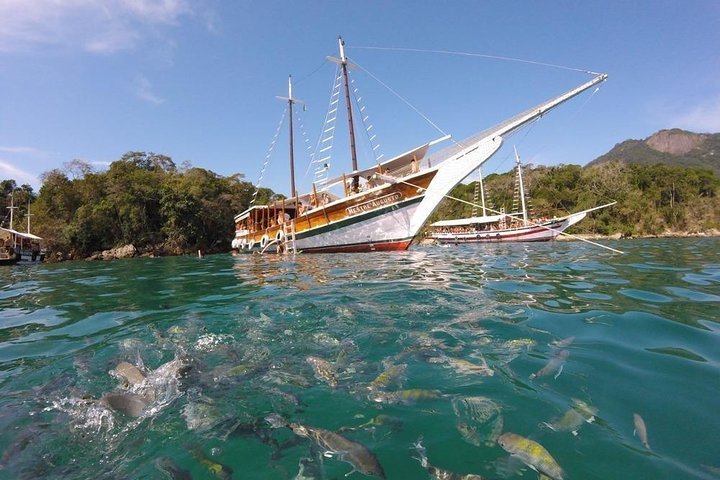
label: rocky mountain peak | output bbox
[645,129,706,155]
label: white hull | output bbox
[431,212,587,244]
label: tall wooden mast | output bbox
[288,75,297,199]
[338,36,359,193]
[278,75,299,198]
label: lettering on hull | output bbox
[346,193,402,216]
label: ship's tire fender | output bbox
[276,230,285,242]
[260,234,269,249]
[246,239,254,250]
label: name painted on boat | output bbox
[346,192,402,216]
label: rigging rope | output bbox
[349,46,599,75]
[352,59,452,141]
[250,106,287,207]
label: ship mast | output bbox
[25,200,34,234]
[338,36,359,193]
[7,191,17,230]
[277,75,300,198]
[514,146,528,225]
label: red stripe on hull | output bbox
[302,239,412,253]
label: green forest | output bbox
[2,153,719,260]
[432,160,719,237]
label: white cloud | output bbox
[0,146,42,155]
[0,159,39,187]
[673,96,720,133]
[134,75,164,105]
[0,0,199,54]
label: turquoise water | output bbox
[1,239,719,479]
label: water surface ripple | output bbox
[0,238,718,479]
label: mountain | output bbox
[587,129,720,175]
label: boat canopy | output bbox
[430,215,507,228]
[319,143,432,190]
[0,227,43,241]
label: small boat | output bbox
[1,193,45,263]
[0,246,18,266]
[231,37,607,254]
[428,147,615,244]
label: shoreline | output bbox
[35,229,720,263]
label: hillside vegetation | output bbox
[2,130,719,260]
[431,160,720,237]
[1,153,278,259]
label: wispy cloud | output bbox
[0,0,202,54]
[134,75,164,105]
[0,146,42,155]
[672,95,720,133]
[0,160,40,187]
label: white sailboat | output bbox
[429,147,615,243]
[231,37,608,253]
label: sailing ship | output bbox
[428,147,615,243]
[1,193,45,264]
[231,37,608,254]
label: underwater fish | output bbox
[154,456,193,480]
[529,350,569,380]
[413,438,485,480]
[306,356,338,388]
[633,413,650,450]
[545,399,597,436]
[456,422,483,447]
[497,432,565,480]
[431,355,494,377]
[452,396,503,447]
[186,444,233,479]
[370,389,443,405]
[100,392,150,417]
[113,361,146,387]
[266,414,385,478]
[368,363,407,391]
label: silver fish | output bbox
[530,350,569,380]
[633,413,650,450]
[266,414,385,478]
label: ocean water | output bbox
[0,238,719,480]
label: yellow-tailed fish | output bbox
[186,444,233,479]
[497,432,565,480]
[368,363,407,390]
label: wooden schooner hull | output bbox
[233,170,435,253]
[231,37,608,254]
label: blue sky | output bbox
[1,1,719,196]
